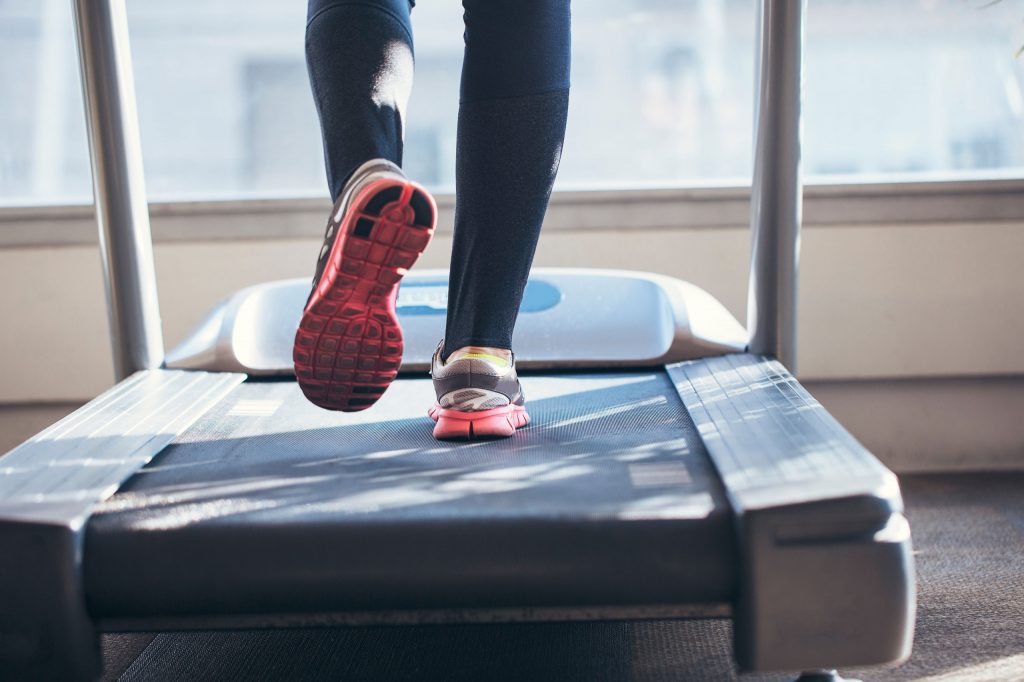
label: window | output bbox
[804,0,1024,180]
[0,0,92,204]
[1,0,1022,205]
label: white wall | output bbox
[1,218,1022,470]
[2,219,1022,402]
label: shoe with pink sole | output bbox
[428,343,530,440]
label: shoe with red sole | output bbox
[294,159,436,412]
[428,342,530,440]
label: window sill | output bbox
[0,178,1022,248]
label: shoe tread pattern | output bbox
[294,179,435,411]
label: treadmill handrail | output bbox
[72,0,164,381]
[748,0,805,373]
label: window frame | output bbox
[0,177,1021,248]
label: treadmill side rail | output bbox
[668,354,915,673]
[0,369,244,681]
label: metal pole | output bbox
[72,0,164,380]
[747,0,805,372]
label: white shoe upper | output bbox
[429,342,525,411]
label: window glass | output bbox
[0,0,1022,205]
[0,0,91,204]
[804,0,1024,179]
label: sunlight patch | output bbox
[228,399,283,417]
[629,462,692,488]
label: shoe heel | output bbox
[429,404,530,440]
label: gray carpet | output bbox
[102,473,1024,682]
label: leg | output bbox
[305,0,415,200]
[442,0,572,358]
[429,1,570,437]
[297,0,437,412]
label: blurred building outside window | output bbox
[0,0,1021,207]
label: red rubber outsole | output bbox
[428,403,531,440]
[294,178,436,412]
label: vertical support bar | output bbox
[747,0,805,372]
[72,0,164,380]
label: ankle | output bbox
[447,345,512,364]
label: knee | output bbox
[307,0,413,29]
[461,0,570,47]
[306,0,414,66]
[461,0,570,23]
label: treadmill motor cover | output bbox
[164,268,748,375]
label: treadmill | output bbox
[0,2,914,681]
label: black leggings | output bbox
[305,0,570,359]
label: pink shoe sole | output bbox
[428,403,530,440]
[294,178,436,412]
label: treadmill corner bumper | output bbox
[733,492,916,672]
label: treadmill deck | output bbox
[84,371,736,626]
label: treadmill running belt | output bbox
[84,371,736,626]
